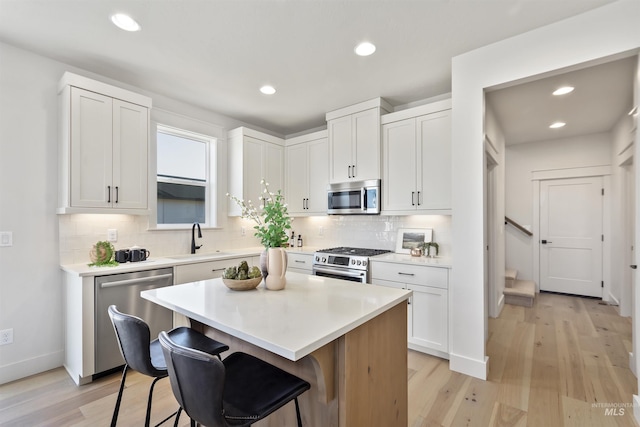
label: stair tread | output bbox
[505,269,518,280]
[504,279,535,297]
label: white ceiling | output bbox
[0,0,625,137]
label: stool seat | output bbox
[150,327,229,370]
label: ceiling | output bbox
[0,0,626,137]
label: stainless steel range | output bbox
[312,247,391,283]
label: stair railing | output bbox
[505,216,533,237]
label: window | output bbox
[156,125,215,226]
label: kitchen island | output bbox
[141,271,411,427]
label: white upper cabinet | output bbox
[58,72,151,214]
[285,130,329,215]
[227,127,284,216]
[326,98,391,183]
[382,99,451,214]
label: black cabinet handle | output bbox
[107,186,111,203]
[411,192,415,206]
[115,186,119,204]
[417,191,421,206]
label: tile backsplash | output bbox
[58,214,451,265]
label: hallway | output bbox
[408,292,636,426]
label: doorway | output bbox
[538,176,603,297]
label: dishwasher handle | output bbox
[99,273,173,288]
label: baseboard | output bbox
[408,343,449,360]
[608,292,620,307]
[449,352,488,380]
[0,350,64,385]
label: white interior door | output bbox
[539,176,603,297]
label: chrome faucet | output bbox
[191,222,202,254]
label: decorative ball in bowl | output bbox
[222,276,262,291]
[221,261,262,291]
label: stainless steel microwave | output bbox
[327,179,381,215]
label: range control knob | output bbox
[357,260,362,266]
[315,256,320,262]
[322,257,327,263]
[363,260,368,267]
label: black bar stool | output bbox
[108,305,229,427]
[159,331,311,427]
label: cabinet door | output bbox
[112,100,148,209]
[408,285,448,353]
[417,110,451,210]
[382,118,417,212]
[243,136,265,206]
[264,142,284,195]
[70,87,113,208]
[307,137,329,213]
[328,115,352,183]
[286,143,308,214]
[352,108,380,181]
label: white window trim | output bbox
[153,124,217,229]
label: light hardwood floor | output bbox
[0,292,637,426]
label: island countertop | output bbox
[141,271,411,361]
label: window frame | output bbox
[154,124,217,229]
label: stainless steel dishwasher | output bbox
[94,267,174,375]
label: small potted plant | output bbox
[423,242,439,258]
[228,179,292,290]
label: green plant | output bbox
[423,242,439,257]
[227,179,292,248]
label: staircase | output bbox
[504,268,536,307]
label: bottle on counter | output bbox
[297,234,303,247]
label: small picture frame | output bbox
[395,228,433,254]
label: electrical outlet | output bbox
[319,226,324,236]
[107,229,118,242]
[0,328,13,345]
[241,227,246,236]
[0,231,12,247]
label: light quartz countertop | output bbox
[59,246,320,277]
[371,252,452,268]
[141,271,411,361]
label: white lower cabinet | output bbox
[370,260,449,358]
[287,252,313,274]
[174,256,261,284]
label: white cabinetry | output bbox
[287,252,313,274]
[228,127,284,215]
[370,260,449,358]
[174,256,261,284]
[326,98,391,183]
[58,72,151,214]
[381,99,451,214]
[285,130,329,215]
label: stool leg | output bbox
[294,397,303,427]
[110,365,129,427]
[145,377,163,427]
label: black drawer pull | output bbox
[398,272,415,276]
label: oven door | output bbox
[312,265,367,283]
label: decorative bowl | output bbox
[222,276,262,291]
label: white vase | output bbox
[264,247,288,291]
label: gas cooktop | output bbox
[316,247,392,257]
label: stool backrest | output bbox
[108,305,163,377]
[159,331,227,427]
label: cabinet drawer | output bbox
[287,252,313,272]
[174,256,259,284]
[370,262,448,289]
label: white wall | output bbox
[505,133,612,282]
[451,0,640,380]
[0,40,275,384]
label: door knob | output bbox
[541,240,552,244]
[631,265,638,270]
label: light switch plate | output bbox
[107,229,118,242]
[0,232,12,247]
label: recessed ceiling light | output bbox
[549,122,566,129]
[111,13,141,32]
[354,42,376,56]
[260,85,276,95]
[553,86,574,96]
